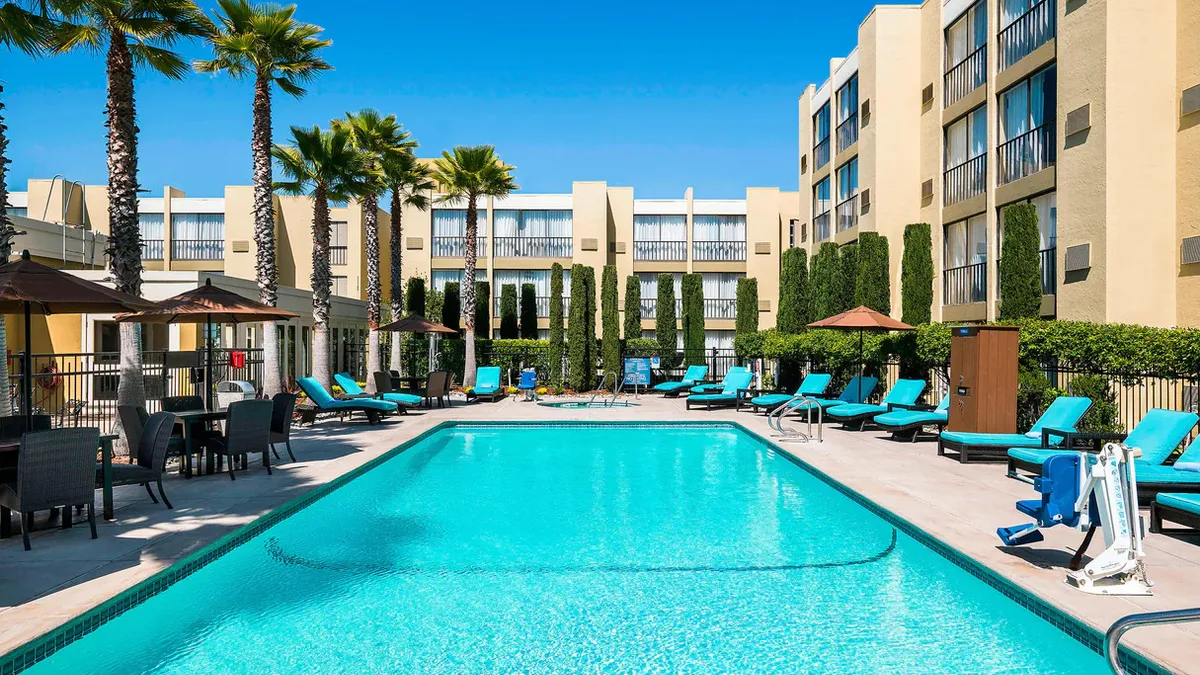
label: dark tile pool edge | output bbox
[0,420,1170,675]
[727,421,1171,675]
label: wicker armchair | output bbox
[102,412,176,509]
[269,393,297,462]
[204,400,273,480]
[0,427,100,550]
[0,415,52,484]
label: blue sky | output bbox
[2,0,890,199]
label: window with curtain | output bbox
[139,213,165,259]
[493,270,553,316]
[701,273,741,320]
[633,215,686,241]
[1001,0,1033,28]
[944,215,987,269]
[704,330,735,350]
[329,221,348,265]
[813,178,831,215]
[692,215,745,242]
[1000,65,1057,143]
[813,104,831,145]
[836,159,858,203]
[431,269,489,293]
[332,276,348,297]
[493,210,572,257]
[432,209,487,257]
[170,213,224,260]
[945,105,987,169]
[637,273,682,318]
[999,193,1057,250]
[836,75,858,124]
[945,1,986,69]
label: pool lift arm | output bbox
[997,443,1152,596]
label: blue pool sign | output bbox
[623,357,652,386]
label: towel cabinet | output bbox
[948,325,1019,434]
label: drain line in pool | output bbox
[263,528,897,575]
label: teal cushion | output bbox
[653,381,692,392]
[751,393,792,408]
[873,410,948,429]
[826,403,887,420]
[1156,493,1200,514]
[798,373,833,397]
[298,377,335,407]
[881,379,926,407]
[787,397,844,410]
[326,397,397,412]
[476,367,501,390]
[1006,447,1073,465]
[690,393,736,403]
[1132,464,1200,485]
[333,373,364,396]
[381,392,422,406]
[474,385,500,396]
[1120,409,1199,465]
[940,431,1056,448]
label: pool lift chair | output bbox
[997,442,1152,596]
[766,393,824,444]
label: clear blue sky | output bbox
[2,0,890,200]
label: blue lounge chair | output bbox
[873,393,950,442]
[1127,435,1200,502]
[826,379,927,431]
[690,366,749,395]
[1151,492,1200,535]
[334,372,422,410]
[653,365,708,397]
[938,396,1092,463]
[1007,408,1198,482]
[297,377,397,425]
[685,369,755,410]
[786,375,879,413]
[743,373,833,413]
[470,366,505,402]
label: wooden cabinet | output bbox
[947,325,1019,434]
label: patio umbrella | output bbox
[116,278,298,409]
[808,306,915,402]
[0,251,158,427]
[378,315,458,374]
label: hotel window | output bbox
[943,214,987,305]
[637,273,682,319]
[999,0,1055,70]
[813,177,832,242]
[170,213,224,260]
[835,158,859,232]
[998,65,1057,185]
[332,275,349,298]
[330,221,348,266]
[999,193,1057,295]
[813,103,831,169]
[633,215,687,261]
[836,75,859,152]
[944,0,987,106]
[944,105,987,205]
[431,209,487,257]
[493,210,572,257]
[701,273,742,319]
[431,269,489,293]
[692,215,746,261]
[493,270,556,317]
[704,330,736,350]
[139,213,165,259]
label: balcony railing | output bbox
[943,154,987,206]
[141,239,164,260]
[171,239,223,261]
[1000,0,1055,71]
[330,246,348,266]
[1041,247,1056,296]
[836,113,859,153]
[495,295,551,317]
[944,45,987,107]
[692,240,746,262]
[431,236,487,258]
[813,137,831,170]
[836,196,858,232]
[704,298,736,319]
[943,262,987,306]
[814,211,831,242]
[633,240,687,262]
[998,123,1056,186]
[493,236,572,258]
[639,298,682,320]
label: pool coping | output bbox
[0,420,1168,675]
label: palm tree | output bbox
[272,125,373,389]
[332,109,413,392]
[51,0,209,411]
[431,146,517,388]
[195,0,329,396]
[381,150,432,371]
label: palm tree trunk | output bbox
[311,185,333,390]
[0,83,14,399]
[252,73,283,396]
[105,32,146,411]
[388,188,403,371]
[462,195,478,388]
[364,191,381,393]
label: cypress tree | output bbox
[839,243,858,313]
[681,273,705,366]
[584,266,597,370]
[549,263,565,387]
[736,277,759,336]
[623,275,641,340]
[568,264,588,390]
[900,223,934,325]
[519,283,538,338]
[441,282,461,332]
[854,232,891,314]
[499,284,518,339]
[405,277,426,317]
[999,203,1043,320]
[601,265,621,376]
[474,281,490,338]
[778,247,810,333]
[425,287,444,324]
[811,242,842,320]
[655,273,677,363]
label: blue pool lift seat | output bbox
[997,454,1083,546]
[653,365,709,397]
[518,370,539,401]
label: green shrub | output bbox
[811,242,842,320]
[855,232,890,315]
[601,265,621,375]
[681,273,705,366]
[425,287,443,324]
[1061,373,1125,434]
[777,247,810,333]
[405,277,426,317]
[623,275,641,339]
[474,281,490,338]
[567,265,596,390]
[626,337,658,350]
[519,283,538,339]
[736,277,758,336]
[441,282,461,332]
[839,243,858,313]
[1017,365,1052,432]
[499,284,518,339]
[901,223,934,326]
[655,273,677,365]
[549,263,565,387]
[999,203,1043,321]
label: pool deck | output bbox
[2,394,1199,673]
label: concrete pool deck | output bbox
[1,395,1198,673]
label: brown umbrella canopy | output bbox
[0,252,157,314]
[808,306,915,332]
[114,278,298,324]
[378,315,458,334]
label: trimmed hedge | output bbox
[811,242,841,321]
[623,275,641,339]
[681,273,705,365]
[839,243,858,314]
[499,284,518,339]
[900,223,933,326]
[655,273,677,362]
[855,232,890,314]
[441,282,461,332]
[568,265,596,390]
[474,281,490,338]
[601,265,621,375]
[520,283,538,339]
[405,277,426,317]
[736,277,758,336]
[999,203,1042,321]
[777,247,810,333]
[549,263,565,387]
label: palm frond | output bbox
[129,41,189,78]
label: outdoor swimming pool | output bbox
[12,423,1120,674]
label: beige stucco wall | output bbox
[607,187,635,336]
[746,188,783,328]
[797,86,815,254]
[1175,0,1200,326]
[919,0,944,319]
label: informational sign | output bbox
[623,357,652,386]
[650,356,661,370]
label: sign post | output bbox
[623,357,651,398]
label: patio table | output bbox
[1,433,120,521]
[172,409,227,478]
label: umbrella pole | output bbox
[858,328,864,403]
[23,301,32,428]
[206,313,214,411]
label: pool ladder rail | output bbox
[588,371,622,408]
[1105,607,1200,674]
[767,394,823,443]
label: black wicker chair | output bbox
[1,427,100,550]
[205,400,274,480]
[269,393,297,462]
[102,412,177,509]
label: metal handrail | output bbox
[590,371,619,408]
[768,394,822,443]
[1105,608,1200,674]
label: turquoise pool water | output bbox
[21,424,1110,674]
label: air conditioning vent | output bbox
[861,99,871,125]
[231,240,249,253]
[861,188,871,210]
[1183,84,1200,118]
[758,300,771,312]
[1182,236,1200,265]
[1064,243,1091,272]
[754,241,771,255]
[611,241,626,254]
[1066,104,1091,136]
[922,84,934,105]
[921,179,934,199]
[801,154,808,174]
[406,236,423,250]
[581,237,598,251]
